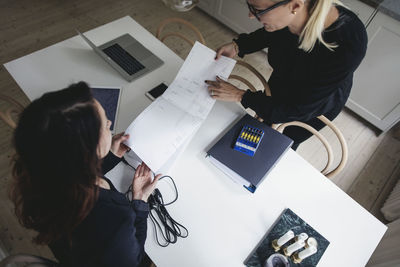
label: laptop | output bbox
[77,30,164,82]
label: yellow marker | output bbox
[241,132,245,138]
[256,137,260,142]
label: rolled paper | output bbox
[307,237,318,248]
[298,245,318,259]
[285,239,305,255]
[277,230,295,246]
[297,233,309,241]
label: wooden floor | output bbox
[1,0,399,261]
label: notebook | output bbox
[207,114,293,193]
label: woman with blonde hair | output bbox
[206,0,367,149]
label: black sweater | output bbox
[236,6,367,124]
[49,152,149,267]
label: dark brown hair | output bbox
[10,82,102,244]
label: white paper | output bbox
[124,42,236,172]
[104,162,135,194]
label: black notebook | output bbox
[207,114,293,193]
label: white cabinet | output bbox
[346,10,400,131]
[197,0,218,15]
[198,0,376,34]
[198,0,260,33]
[340,0,375,25]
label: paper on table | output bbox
[124,42,236,172]
[162,42,237,120]
[125,97,203,171]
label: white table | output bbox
[4,16,387,267]
[4,16,183,133]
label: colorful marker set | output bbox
[234,125,264,156]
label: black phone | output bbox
[145,83,168,101]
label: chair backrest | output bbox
[0,254,58,267]
[228,61,348,178]
[0,94,24,129]
[274,115,348,178]
[228,60,271,123]
[156,17,205,48]
[228,60,271,95]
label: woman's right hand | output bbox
[215,42,238,60]
[132,163,161,202]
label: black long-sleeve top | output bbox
[236,5,367,124]
[49,152,149,267]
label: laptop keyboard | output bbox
[102,44,145,75]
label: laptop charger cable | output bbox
[122,158,188,247]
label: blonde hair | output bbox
[273,0,345,52]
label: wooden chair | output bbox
[228,60,271,95]
[228,60,271,123]
[228,63,348,178]
[0,253,158,267]
[0,254,58,267]
[0,94,24,129]
[273,116,348,178]
[156,17,205,58]
[156,17,205,46]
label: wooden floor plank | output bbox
[348,132,400,211]
[369,163,400,222]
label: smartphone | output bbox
[145,83,168,101]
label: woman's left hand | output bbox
[205,76,245,102]
[110,132,130,158]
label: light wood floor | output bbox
[1,0,399,261]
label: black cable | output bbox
[122,157,136,201]
[121,158,188,246]
[154,175,178,206]
[148,176,188,247]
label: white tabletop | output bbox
[142,102,387,267]
[4,16,386,267]
[4,16,183,132]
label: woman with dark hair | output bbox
[10,82,160,267]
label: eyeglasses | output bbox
[247,0,291,20]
